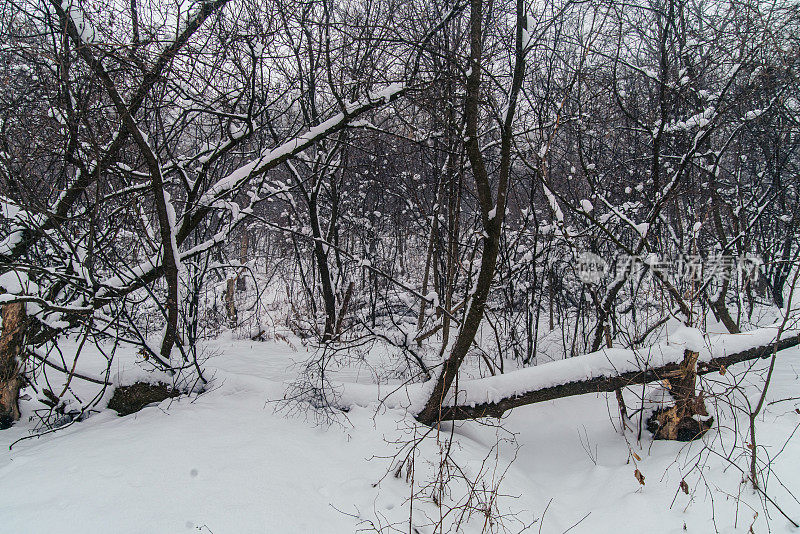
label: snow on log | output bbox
[337,325,800,421]
[436,332,800,421]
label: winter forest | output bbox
[1,0,799,531]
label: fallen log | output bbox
[433,333,800,422]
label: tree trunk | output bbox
[334,281,354,338]
[709,198,740,333]
[416,199,440,343]
[0,302,27,429]
[225,278,238,328]
[309,195,337,342]
[416,0,525,426]
[236,229,249,292]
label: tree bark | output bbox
[310,194,337,342]
[236,229,249,292]
[334,281,354,338]
[416,191,441,344]
[0,303,27,429]
[709,198,740,333]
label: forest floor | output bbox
[1,334,799,533]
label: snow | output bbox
[0,195,42,257]
[522,15,536,50]
[744,109,764,120]
[0,270,30,294]
[0,338,532,533]
[542,184,564,223]
[669,325,705,352]
[3,335,800,533]
[61,0,96,43]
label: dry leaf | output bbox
[795,408,799,415]
[680,480,689,494]
[632,451,642,461]
[634,469,645,485]
[747,442,754,450]
[719,365,726,376]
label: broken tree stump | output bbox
[647,349,713,441]
[0,302,27,429]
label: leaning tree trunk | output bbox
[0,302,27,429]
[416,0,525,426]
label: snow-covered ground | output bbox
[2,336,799,533]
